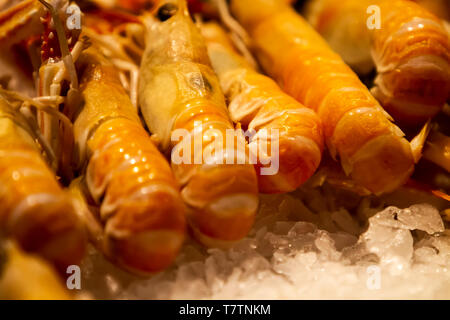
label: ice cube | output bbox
[397,204,445,235]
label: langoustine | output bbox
[229,0,415,195]
[0,91,86,272]
[139,0,259,247]
[305,0,450,125]
[201,22,324,194]
[72,46,186,274]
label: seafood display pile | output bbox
[0,0,448,299]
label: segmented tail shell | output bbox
[371,0,450,124]
[202,23,324,193]
[170,98,259,244]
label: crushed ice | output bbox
[80,187,450,299]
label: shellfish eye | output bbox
[190,73,213,92]
[157,3,178,22]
